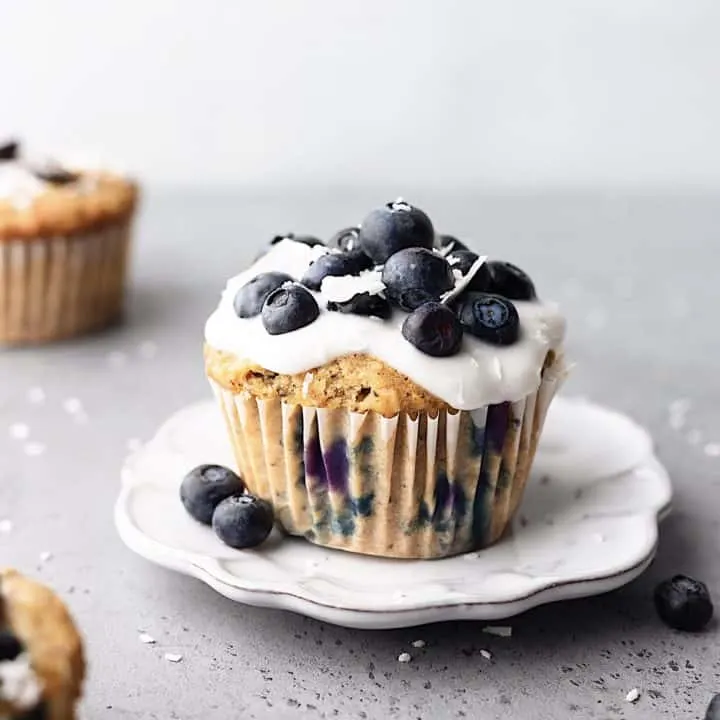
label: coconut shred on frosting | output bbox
[205,239,566,410]
[0,652,42,711]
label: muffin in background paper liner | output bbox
[0,140,138,345]
[210,352,565,559]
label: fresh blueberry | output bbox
[401,301,463,357]
[327,293,391,319]
[180,464,245,525]
[234,272,294,318]
[212,494,274,549]
[382,247,455,308]
[705,695,720,720]
[393,288,435,312]
[447,250,493,292]
[0,140,19,161]
[0,630,23,661]
[262,283,320,335]
[358,200,434,263]
[485,260,537,301]
[270,233,324,248]
[301,250,373,291]
[329,226,361,253]
[437,234,469,253]
[654,575,714,632]
[455,292,520,345]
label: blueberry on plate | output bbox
[394,288,435,312]
[447,250,493,292]
[329,226,361,253]
[486,260,537,301]
[0,140,19,161]
[270,233,324,248]
[455,292,520,346]
[212,494,274,549]
[0,630,23,661]
[180,464,245,525]
[262,283,320,335]
[382,247,455,307]
[327,292,391,319]
[358,200,434,263]
[301,250,373,291]
[705,695,720,720]
[437,234,469,253]
[401,301,463,357]
[234,272,294,318]
[654,575,714,632]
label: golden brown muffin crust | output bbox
[0,172,138,240]
[0,569,84,720]
[205,344,453,417]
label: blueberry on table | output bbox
[705,694,720,720]
[212,494,274,549]
[180,464,245,525]
[401,301,463,357]
[455,292,520,346]
[381,248,455,307]
[0,630,23,661]
[301,250,373,291]
[0,140,19,161]
[262,284,320,335]
[327,292,391,319]
[437,234,469,253]
[447,250,493,292]
[654,575,714,632]
[270,233,324,248]
[329,226,361,253]
[234,272,294,318]
[358,200,434,263]
[485,260,537,301]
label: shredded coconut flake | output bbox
[411,640,426,649]
[139,633,156,644]
[480,649,493,661]
[9,423,30,441]
[625,688,640,703]
[397,652,412,663]
[39,551,53,563]
[23,442,45,457]
[26,387,45,405]
[482,626,512,638]
[164,653,183,663]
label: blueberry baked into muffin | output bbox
[0,570,84,720]
[0,140,138,345]
[205,200,566,559]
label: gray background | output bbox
[1,191,719,718]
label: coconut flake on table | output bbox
[625,688,640,703]
[482,625,512,638]
[397,652,412,663]
[411,640,426,649]
[138,633,156,645]
[320,269,385,303]
[164,653,183,663]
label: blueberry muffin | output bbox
[205,201,566,559]
[0,569,84,720]
[0,140,138,345]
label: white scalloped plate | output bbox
[115,397,672,629]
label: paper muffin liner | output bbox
[210,353,565,559]
[0,217,133,345]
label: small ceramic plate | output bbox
[115,397,671,629]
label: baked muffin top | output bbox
[205,201,565,413]
[0,569,84,720]
[0,140,137,240]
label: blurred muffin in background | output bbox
[0,139,139,345]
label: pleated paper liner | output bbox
[211,352,565,559]
[0,218,133,345]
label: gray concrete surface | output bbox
[1,190,719,719]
